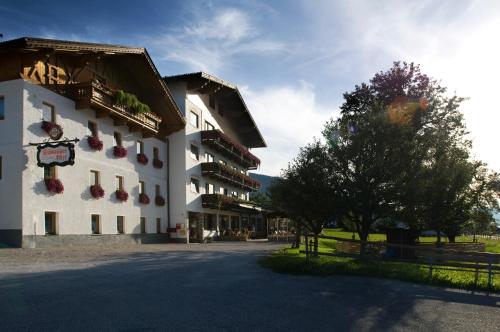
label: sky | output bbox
[1,0,500,176]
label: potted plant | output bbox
[155,195,165,206]
[139,193,150,205]
[45,178,64,194]
[137,153,148,165]
[113,146,128,158]
[90,184,105,199]
[87,136,104,151]
[153,158,163,169]
[115,189,129,202]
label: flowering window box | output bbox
[90,184,105,199]
[41,121,63,140]
[87,136,104,151]
[115,189,129,202]
[139,193,150,205]
[155,195,166,206]
[113,146,128,158]
[45,178,64,194]
[137,153,149,165]
[153,158,163,169]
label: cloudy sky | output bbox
[1,0,499,176]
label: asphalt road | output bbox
[0,242,499,331]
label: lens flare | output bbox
[387,96,428,125]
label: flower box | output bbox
[90,184,105,199]
[139,193,150,205]
[87,136,104,151]
[113,146,128,158]
[153,158,163,169]
[45,178,64,194]
[137,153,148,165]
[41,121,63,140]
[115,189,129,202]
[155,195,166,206]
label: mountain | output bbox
[249,173,278,194]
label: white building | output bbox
[0,37,185,247]
[165,73,266,243]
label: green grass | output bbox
[260,229,500,292]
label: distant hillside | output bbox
[249,173,278,194]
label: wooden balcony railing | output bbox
[201,162,260,192]
[201,130,260,169]
[201,194,260,212]
[71,81,162,134]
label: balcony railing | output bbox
[71,80,162,134]
[201,162,260,192]
[201,194,260,212]
[201,130,260,169]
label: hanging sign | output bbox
[37,142,75,167]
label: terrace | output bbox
[201,130,260,169]
[201,193,261,213]
[201,162,260,192]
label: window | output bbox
[241,193,246,200]
[155,184,161,196]
[231,191,238,198]
[91,214,101,235]
[88,121,97,136]
[136,141,144,154]
[205,121,215,131]
[218,103,224,117]
[0,97,4,120]
[90,170,100,186]
[204,214,215,230]
[205,182,214,194]
[205,152,214,163]
[113,132,122,147]
[156,218,161,234]
[209,95,215,109]
[190,111,199,128]
[42,102,55,122]
[139,181,145,195]
[153,147,159,160]
[45,212,57,235]
[117,216,125,234]
[190,144,199,161]
[116,175,124,190]
[219,159,227,166]
[219,187,228,196]
[44,165,56,180]
[140,217,146,234]
[190,178,200,193]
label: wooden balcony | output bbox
[201,194,260,212]
[71,81,162,135]
[201,130,260,169]
[201,162,260,192]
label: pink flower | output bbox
[113,146,128,158]
[137,153,148,165]
[115,189,129,202]
[139,193,150,204]
[87,136,103,151]
[90,184,105,198]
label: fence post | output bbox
[305,234,309,262]
[487,258,493,289]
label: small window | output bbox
[45,212,57,235]
[190,111,199,128]
[155,184,161,196]
[209,95,215,109]
[190,178,200,193]
[241,193,246,200]
[205,121,215,131]
[88,121,97,136]
[140,217,146,234]
[190,144,199,161]
[117,216,125,234]
[44,165,56,180]
[90,170,100,186]
[113,132,122,147]
[156,218,161,234]
[42,102,55,123]
[205,183,214,194]
[0,97,4,120]
[153,147,159,160]
[219,187,228,196]
[136,141,144,154]
[139,181,145,195]
[205,152,214,163]
[116,176,124,190]
[91,214,101,235]
[218,103,224,117]
[231,191,238,198]
[219,159,227,166]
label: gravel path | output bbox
[0,242,499,331]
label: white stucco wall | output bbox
[18,80,168,236]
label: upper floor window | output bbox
[113,132,122,147]
[116,175,124,190]
[90,170,100,186]
[136,141,144,154]
[42,102,55,123]
[139,181,145,195]
[190,144,199,161]
[219,187,228,196]
[44,165,57,180]
[88,121,97,137]
[219,159,227,166]
[205,182,214,194]
[190,111,199,128]
[153,147,159,160]
[155,184,161,196]
[205,121,215,131]
[231,191,238,198]
[190,178,200,193]
[205,152,214,163]
[0,97,4,120]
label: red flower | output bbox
[45,178,64,194]
[41,121,64,139]
[153,158,163,169]
[115,189,129,202]
[87,136,104,151]
[139,193,150,204]
[113,146,128,158]
[90,184,105,199]
[155,195,165,206]
[137,153,149,165]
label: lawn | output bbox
[260,229,500,292]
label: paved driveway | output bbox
[0,242,499,331]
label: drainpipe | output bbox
[167,138,171,232]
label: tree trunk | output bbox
[313,234,319,257]
[447,234,456,243]
[294,228,301,249]
[436,230,441,243]
[359,231,368,257]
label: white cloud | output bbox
[146,7,284,73]
[241,82,335,176]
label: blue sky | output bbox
[2,0,500,176]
